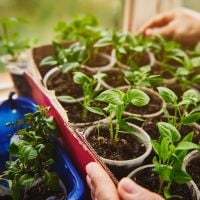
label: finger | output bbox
[86,162,120,200]
[145,22,174,38]
[139,11,175,33]
[118,178,164,200]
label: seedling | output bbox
[125,65,163,88]
[54,15,106,65]
[158,87,200,130]
[40,42,87,73]
[89,88,150,144]
[57,72,106,122]
[0,106,61,200]
[152,122,200,199]
[0,17,32,60]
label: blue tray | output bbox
[0,96,36,170]
[54,144,85,200]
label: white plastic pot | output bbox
[84,122,152,169]
[43,67,84,103]
[118,86,166,118]
[113,49,156,70]
[83,51,116,72]
[128,164,200,200]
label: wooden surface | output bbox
[0,72,14,102]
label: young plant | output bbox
[40,42,87,73]
[174,52,200,91]
[158,87,200,130]
[0,106,61,200]
[57,72,106,121]
[124,65,163,88]
[90,88,150,144]
[54,15,106,64]
[152,122,200,199]
[0,17,32,60]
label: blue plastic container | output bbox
[0,96,36,171]
[54,145,85,200]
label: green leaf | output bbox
[181,89,200,106]
[118,120,133,133]
[73,72,91,84]
[57,95,76,102]
[157,122,181,143]
[176,141,199,151]
[126,89,150,106]
[96,89,124,105]
[9,142,19,156]
[19,174,34,187]
[86,106,105,116]
[173,170,191,184]
[160,137,170,163]
[182,112,200,124]
[191,56,200,67]
[164,186,172,199]
[61,62,80,73]
[23,146,38,160]
[40,56,57,66]
[157,87,177,104]
[195,42,200,54]
[94,37,112,47]
[151,140,160,156]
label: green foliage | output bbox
[158,87,200,129]
[40,42,87,73]
[93,88,150,144]
[0,17,32,59]
[1,106,60,200]
[152,122,200,199]
[125,65,163,88]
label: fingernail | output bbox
[86,162,96,177]
[145,29,153,35]
[120,178,135,193]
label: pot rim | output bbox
[117,86,166,118]
[83,51,116,72]
[84,122,152,167]
[43,67,84,103]
[128,163,200,200]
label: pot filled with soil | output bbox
[84,122,152,169]
[43,67,94,103]
[83,49,116,72]
[100,68,128,89]
[183,150,200,191]
[115,49,155,70]
[123,87,165,118]
[63,101,110,128]
[128,164,199,200]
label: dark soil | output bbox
[85,52,110,67]
[119,51,151,67]
[125,89,163,116]
[104,69,127,88]
[131,167,195,200]
[87,126,146,161]
[46,68,93,98]
[186,155,200,190]
[23,179,66,200]
[63,101,106,124]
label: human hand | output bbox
[86,162,164,200]
[140,8,200,47]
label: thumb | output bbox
[118,178,164,200]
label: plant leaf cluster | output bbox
[152,122,200,199]
[1,106,60,200]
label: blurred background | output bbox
[0,0,200,45]
[0,0,124,44]
[0,0,200,101]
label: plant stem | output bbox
[114,122,119,145]
[109,115,113,143]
